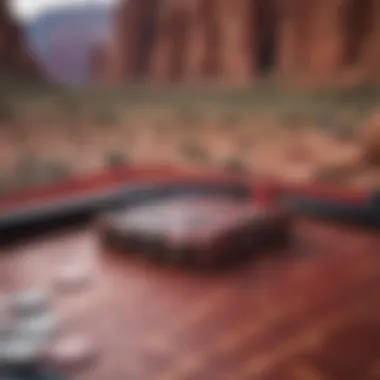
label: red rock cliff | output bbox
[0,2,39,77]
[103,0,379,85]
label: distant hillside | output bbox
[0,3,40,80]
[26,4,115,84]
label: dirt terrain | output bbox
[0,120,366,186]
[0,84,379,195]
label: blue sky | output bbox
[11,0,118,20]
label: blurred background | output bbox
[1,0,380,192]
[1,3,380,379]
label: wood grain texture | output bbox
[1,218,380,380]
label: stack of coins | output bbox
[0,288,62,379]
[0,261,97,380]
[54,263,93,293]
[46,261,97,372]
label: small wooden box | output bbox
[98,197,291,269]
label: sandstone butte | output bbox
[0,1,40,78]
[97,0,380,86]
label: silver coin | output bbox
[0,322,15,343]
[15,312,59,343]
[47,336,96,368]
[0,338,44,366]
[9,289,51,317]
[0,341,7,366]
[0,294,9,315]
[54,264,93,292]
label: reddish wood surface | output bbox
[1,218,380,380]
[0,166,377,378]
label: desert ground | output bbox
[1,83,380,194]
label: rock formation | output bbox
[103,0,380,86]
[0,2,40,77]
[359,112,380,165]
[89,42,110,84]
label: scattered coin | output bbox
[0,321,15,344]
[0,294,8,314]
[0,338,44,367]
[47,336,97,370]
[9,289,51,317]
[54,264,93,293]
[15,312,59,343]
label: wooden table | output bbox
[1,218,380,380]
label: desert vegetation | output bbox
[0,80,380,194]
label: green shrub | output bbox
[105,151,129,168]
[222,157,248,174]
[94,109,118,127]
[181,141,208,163]
[0,103,15,123]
